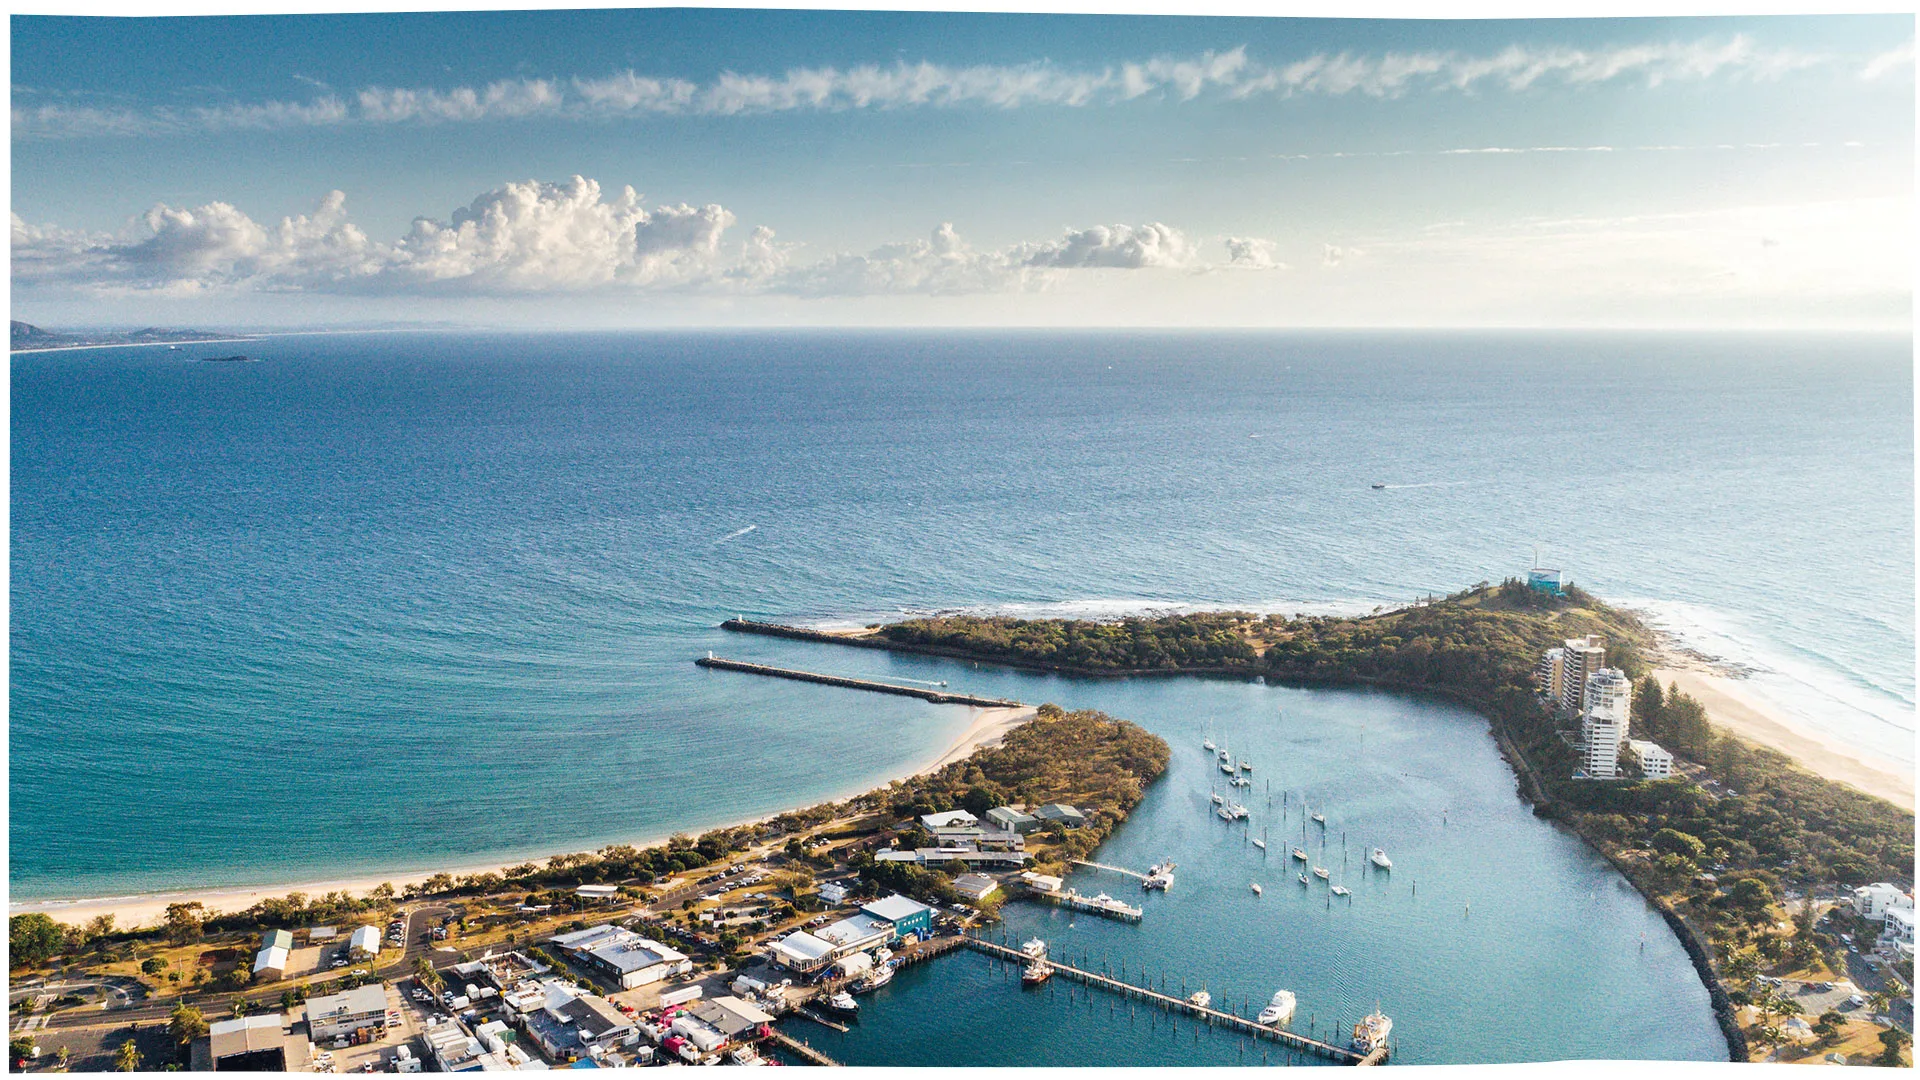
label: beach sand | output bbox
[1651,667,1914,810]
[9,704,1039,930]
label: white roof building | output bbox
[348,925,382,956]
[306,983,389,1041]
[1853,882,1912,920]
[550,925,689,989]
[252,946,289,977]
[1629,739,1674,779]
[767,931,836,972]
[815,915,895,953]
[919,810,979,830]
[816,881,848,904]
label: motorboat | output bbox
[826,991,859,1014]
[1239,759,1252,772]
[1143,860,1176,891]
[1351,1008,1393,1054]
[1370,848,1393,870]
[1210,791,1225,806]
[1312,812,1327,825]
[1022,958,1053,986]
[1188,990,1211,1009]
[1290,847,1308,862]
[1228,803,1250,819]
[1297,873,1310,885]
[1217,806,1236,821]
[1312,866,1330,880]
[1251,837,1267,850]
[1257,990,1297,1027]
[1221,760,1236,775]
[1019,938,1048,959]
[1251,882,1263,895]
[1331,885,1352,897]
[1371,483,1387,490]
[853,963,894,992]
[1204,738,1216,752]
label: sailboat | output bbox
[1312,865,1331,880]
[1312,811,1327,825]
[1252,828,1268,850]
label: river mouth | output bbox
[731,640,1727,1065]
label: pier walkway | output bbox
[694,655,1024,708]
[960,937,1380,1065]
[766,1030,842,1067]
[1029,888,1144,923]
[1070,859,1148,882]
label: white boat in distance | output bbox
[1210,791,1226,806]
[1020,937,1048,959]
[1217,806,1236,821]
[827,990,859,1014]
[1252,837,1267,850]
[1370,848,1393,869]
[1228,803,1250,819]
[1330,885,1352,897]
[1312,812,1327,825]
[1188,990,1211,1009]
[1297,873,1310,885]
[1251,882,1263,895]
[1257,990,1297,1027]
[1291,847,1309,861]
[1313,866,1330,880]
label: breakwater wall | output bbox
[720,619,1258,679]
[694,655,1025,708]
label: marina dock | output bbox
[960,937,1382,1065]
[766,1029,842,1067]
[1070,858,1149,882]
[1028,887,1144,922]
[694,655,1024,708]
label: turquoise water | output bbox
[11,330,1911,906]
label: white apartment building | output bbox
[1852,882,1913,920]
[1559,635,1609,713]
[1584,717,1626,779]
[1629,739,1674,779]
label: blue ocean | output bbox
[10,330,1911,1061]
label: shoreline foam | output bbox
[8,704,1036,929]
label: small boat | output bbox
[1022,959,1053,986]
[1311,812,1326,825]
[1019,938,1048,959]
[1351,1007,1393,1053]
[1217,806,1236,821]
[1210,791,1225,806]
[1188,990,1211,1009]
[1298,873,1310,885]
[1220,760,1236,775]
[1313,866,1330,880]
[1239,759,1252,772]
[826,990,859,1014]
[1250,882,1263,895]
[1252,837,1267,850]
[1257,990,1297,1027]
[1331,885,1351,897]
[1143,860,1176,891]
[1290,847,1308,862]
[1370,848,1393,870]
[727,1045,764,1066]
[1203,739,1216,751]
[1371,482,1386,490]
[1229,803,1250,819]
[1217,747,1231,763]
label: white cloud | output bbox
[1223,237,1282,270]
[1020,223,1195,269]
[10,36,1872,139]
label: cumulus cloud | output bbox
[14,184,1245,299]
[1223,237,1282,270]
[11,35,1873,139]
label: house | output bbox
[985,807,1038,834]
[875,847,1028,867]
[919,810,979,831]
[951,873,1000,902]
[193,1013,311,1072]
[974,829,1026,851]
[550,925,690,989]
[251,945,289,981]
[1019,871,1064,894]
[767,931,836,973]
[305,983,389,1042]
[575,884,620,902]
[1033,804,1087,828]
[860,894,934,939]
[347,925,381,958]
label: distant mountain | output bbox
[11,321,251,351]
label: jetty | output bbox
[766,1029,841,1067]
[791,1007,850,1033]
[1027,887,1144,923]
[694,655,1023,708]
[962,937,1382,1065]
[1070,859,1149,882]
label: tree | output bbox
[169,1003,207,1047]
[112,1040,142,1072]
[11,1036,35,1065]
[54,1045,70,1071]
[1812,1010,1844,1045]
[1876,1026,1911,1067]
[141,957,167,975]
[163,902,207,946]
[229,995,251,1018]
[1651,828,1707,862]
[11,914,66,969]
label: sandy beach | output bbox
[1651,666,1914,810]
[9,704,1038,931]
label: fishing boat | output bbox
[826,991,859,1015]
[1022,958,1053,986]
[1330,885,1351,897]
[1290,847,1308,861]
[853,963,895,992]
[1313,866,1330,880]
[1351,1007,1393,1054]
[1370,848,1393,869]
[1250,882,1263,895]
[1257,990,1297,1027]
[1019,938,1048,959]
[1188,990,1211,1009]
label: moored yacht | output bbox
[1257,990,1297,1027]
[1290,847,1308,861]
[853,963,895,992]
[1370,848,1393,869]
[1020,937,1048,959]
[1022,958,1053,986]
[826,990,859,1014]
[1312,865,1330,880]
[1330,885,1351,897]
[1143,860,1176,890]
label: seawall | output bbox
[694,655,1025,708]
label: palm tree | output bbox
[112,1040,142,1072]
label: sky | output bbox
[8,8,1915,329]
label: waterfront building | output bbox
[952,873,1001,902]
[974,828,1026,851]
[575,884,620,902]
[1880,905,1915,959]
[1583,717,1626,779]
[1629,739,1674,779]
[861,894,935,938]
[1536,647,1566,701]
[817,915,897,954]
[421,1022,531,1071]
[931,825,987,846]
[767,930,836,973]
[347,925,381,958]
[875,845,1029,867]
[549,925,690,989]
[1582,668,1632,728]
[305,983,389,1042]
[1559,636,1609,712]
[1034,804,1088,828]
[919,810,979,830]
[1019,871,1064,894]
[986,806,1039,834]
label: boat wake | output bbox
[714,524,758,544]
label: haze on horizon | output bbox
[9,9,1914,330]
